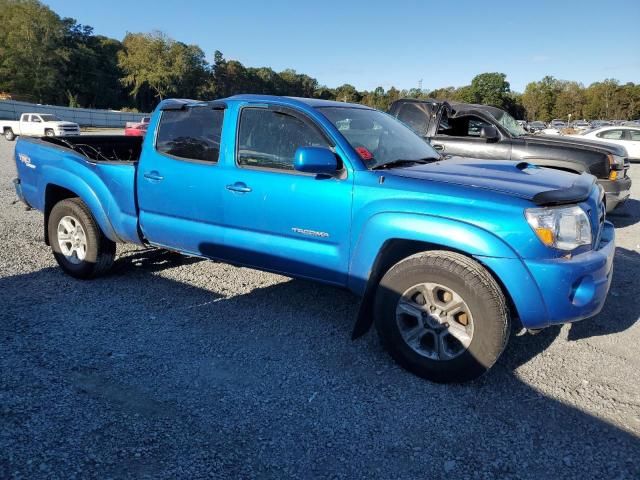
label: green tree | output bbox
[59,20,128,108]
[584,79,622,119]
[0,0,68,103]
[505,91,526,119]
[429,86,457,100]
[277,69,318,97]
[469,72,511,108]
[553,81,585,120]
[334,84,360,103]
[118,31,209,106]
[616,83,640,120]
[522,76,560,122]
[452,85,476,103]
[314,86,336,100]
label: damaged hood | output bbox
[387,157,595,205]
[522,134,627,157]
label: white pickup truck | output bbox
[1,113,80,141]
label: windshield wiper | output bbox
[371,157,438,170]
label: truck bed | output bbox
[14,135,144,245]
[39,135,143,163]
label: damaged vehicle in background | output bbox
[389,99,631,211]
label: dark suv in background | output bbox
[389,99,631,211]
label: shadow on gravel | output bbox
[1,249,639,478]
[608,198,640,228]
[111,247,204,274]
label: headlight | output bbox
[525,205,592,251]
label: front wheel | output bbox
[4,128,15,141]
[48,198,116,279]
[45,129,55,137]
[374,251,510,383]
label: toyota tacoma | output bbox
[12,95,615,383]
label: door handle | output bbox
[226,182,252,193]
[432,143,445,152]
[143,171,164,181]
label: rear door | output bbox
[625,129,640,158]
[595,128,625,149]
[429,106,512,160]
[137,104,227,254]
[219,105,354,285]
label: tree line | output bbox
[1,0,638,121]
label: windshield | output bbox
[39,114,61,122]
[317,107,439,169]
[492,110,527,137]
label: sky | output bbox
[45,0,640,93]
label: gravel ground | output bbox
[1,135,639,479]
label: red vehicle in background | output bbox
[124,116,150,136]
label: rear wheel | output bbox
[374,251,510,383]
[48,198,116,279]
[4,128,15,141]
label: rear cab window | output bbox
[156,107,224,163]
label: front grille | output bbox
[594,199,606,248]
[589,187,606,249]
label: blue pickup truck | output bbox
[13,95,615,383]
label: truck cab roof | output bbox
[157,95,374,112]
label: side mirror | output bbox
[479,125,500,142]
[293,146,338,175]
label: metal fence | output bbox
[0,100,150,128]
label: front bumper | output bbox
[598,176,631,212]
[477,221,615,330]
[522,221,615,327]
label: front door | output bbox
[430,108,512,160]
[25,115,41,136]
[137,105,227,255]
[219,105,353,285]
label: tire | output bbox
[45,129,55,137]
[4,128,15,141]
[374,250,509,383]
[48,198,116,279]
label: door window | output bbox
[237,108,329,171]
[156,107,224,162]
[468,119,492,137]
[628,129,640,141]
[597,129,623,140]
[438,115,490,137]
